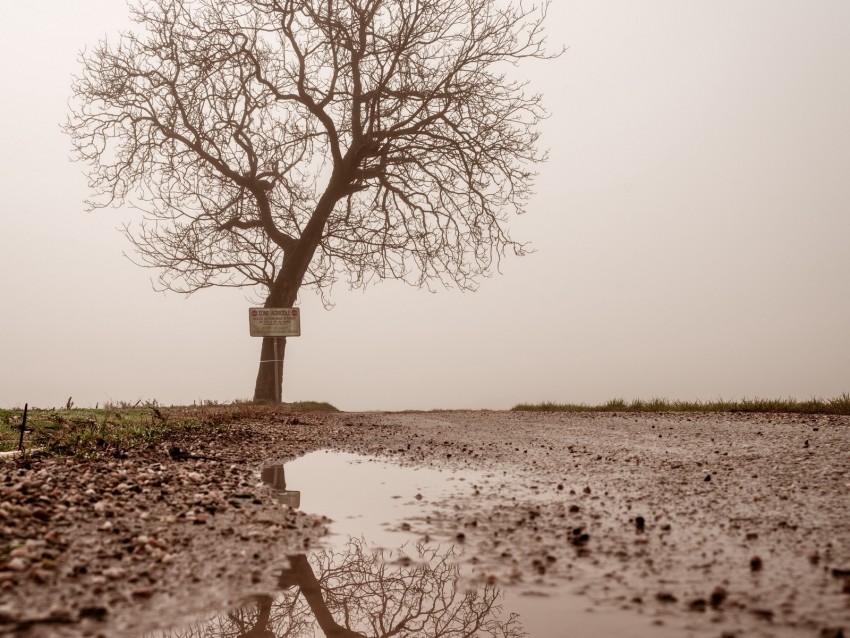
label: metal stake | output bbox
[18,403,28,451]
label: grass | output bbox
[512,393,850,416]
[0,400,339,456]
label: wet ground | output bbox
[2,411,849,637]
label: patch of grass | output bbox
[512,393,850,416]
[286,401,339,412]
[0,400,339,456]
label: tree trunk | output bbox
[252,269,301,404]
[253,336,287,403]
[282,555,368,638]
[251,184,347,403]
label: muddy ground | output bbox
[1,410,849,637]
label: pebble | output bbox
[103,567,125,580]
[1,410,848,636]
[6,557,29,572]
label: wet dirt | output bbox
[1,410,849,637]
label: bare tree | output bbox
[67,0,555,402]
[145,538,524,637]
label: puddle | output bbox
[140,451,707,637]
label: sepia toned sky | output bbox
[1,0,848,411]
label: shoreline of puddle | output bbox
[139,449,718,638]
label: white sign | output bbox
[249,307,301,337]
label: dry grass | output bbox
[512,394,850,415]
[0,401,338,455]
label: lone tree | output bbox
[68,0,554,402]
[167,538,523,637]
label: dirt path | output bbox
[1,411,848,637]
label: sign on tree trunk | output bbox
[249,308,301,337]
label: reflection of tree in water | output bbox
[155,538,523,638]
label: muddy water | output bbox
[142,451,716,638]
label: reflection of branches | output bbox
[149,538,524,638]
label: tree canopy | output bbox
[67,0,555,400]
[69,0,551,296]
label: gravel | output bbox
[1,410,849,637]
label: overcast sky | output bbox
[1,0,848,411]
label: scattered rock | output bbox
[710,586,728,607]
[78,606,109,621]
[685,598,706,613]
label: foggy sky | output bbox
[1,0,848,410]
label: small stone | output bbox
[6,557,28,572]
[635,516,645,531]
[102,566,125,580]
[571,532,590,546]
[750,556,763,571]
[44,530,63,544]
[688,598,707,611]
[0,604,18,624]
[47,607,73,623]
[29,569,51,584]
[78,606,108,621]
[656,592,677,603]
[710,586,727,607]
